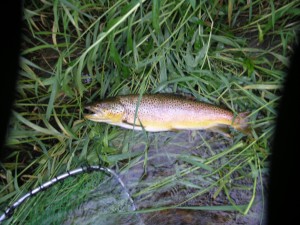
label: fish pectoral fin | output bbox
[122,120,142,127]
[121,120,171,132]
[117,120,144,131]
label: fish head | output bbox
[84,99,125,123]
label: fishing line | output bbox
[0,165,138,223]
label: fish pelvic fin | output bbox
[233,112,251,135]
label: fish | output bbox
[84,94,250,134]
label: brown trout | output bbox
[84,94,249,133]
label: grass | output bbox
[1,0,300,223]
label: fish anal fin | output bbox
[170,128,181,132]
[208,125,232,138]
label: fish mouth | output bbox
[84,113,98,121]
[84,106,111,122]
[84,105,98,113]
[84,106,100,121]
[84,113,111,122]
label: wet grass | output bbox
[1,0,300,223]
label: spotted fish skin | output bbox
[84,94,249,133]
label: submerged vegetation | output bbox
[1,0,300,223]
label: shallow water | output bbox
[18,130,265,225]
[119,131,266,225]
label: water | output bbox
[5,130,266,225]
[112,131,267,225]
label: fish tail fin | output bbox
[233,112,251,135]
